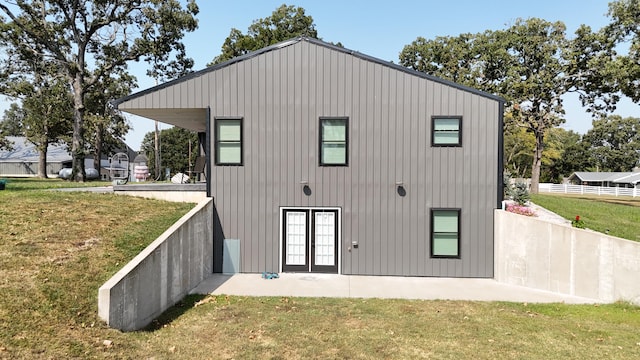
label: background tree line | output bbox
[1,1,639,186]
[0,0,199,180]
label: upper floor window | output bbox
[215,118,243,166]
[432,116,462,146]
[319,117,348,166]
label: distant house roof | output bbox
[613,172,640,185]
[569,171,640,185]
[0,136,70,162]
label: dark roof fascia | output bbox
[111,36,504,108]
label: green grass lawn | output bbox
[531,193,640,242]
[0,179,639,359]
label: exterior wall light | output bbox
[396,181,406,197]
[300,180,311,196]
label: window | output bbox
[215,118,243,165]
[319,117,348,166]
[431,209,460,258]
[432,116,462,146]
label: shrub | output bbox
[508,182,530,206]
[506,204,536,217]
[571,215,585,229]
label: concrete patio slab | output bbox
[191,273,601,304]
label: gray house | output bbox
[0,136,68,177]
[114,37,504,278]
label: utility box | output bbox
[223,239,240,274]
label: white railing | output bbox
[539,183,640,198]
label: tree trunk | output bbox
[37,142,48,179]
[94,125,103,172]
[530,131,544,194]
[71,74,86,182]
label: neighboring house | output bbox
[568,171,640,188]
[113,37,504,278]
[0,136,68,177]
[0,136,136,180]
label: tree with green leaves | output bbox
[582,115,640,172]
[541,128,582,182]
[503,119,535,179]
[400,18,606,193]
[0,103,24,150]
[210,4,318,65]
[84,72,135,171]
[0,0,199,181]
[606,0,640,103]
[551,136,594,176]
[21,77,73,178]
[0,54,73,178]
[565,24,619,115]
[0,103,24,137]
[141,127,198,181]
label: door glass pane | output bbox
[286,212,306,265]
[314,212,335,266]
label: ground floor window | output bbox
[431,208,460,258]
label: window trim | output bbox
[431,116,462,147]
[214,117,243,166]
[430,208,461,259]
[319,117,349,166]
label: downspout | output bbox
[497,101,505,208]
[206,106,211,198]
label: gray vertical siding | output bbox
[119,39,501,278]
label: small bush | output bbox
[506,203,536,217]
[571,215,585,229]
[508,182,530,205]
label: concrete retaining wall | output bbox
[98,198,213,331]
[114,183,207,203]
[495,210,640,305]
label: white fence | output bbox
[539,183,640,198]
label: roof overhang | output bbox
[117,107,207,133]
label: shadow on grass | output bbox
[143,294,209,332]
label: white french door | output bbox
[282,209,339,273]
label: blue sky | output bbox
[2,0,637,149]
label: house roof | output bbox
[612,172,640,185]
[569,171,640,184]
[111,37,505,129]
[0,136,70,162]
